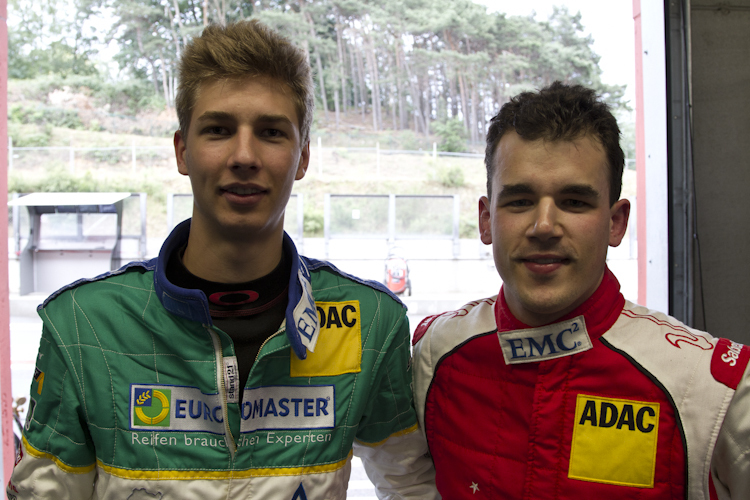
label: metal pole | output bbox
[388,194,396,245]
[323,194,331,259]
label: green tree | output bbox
[8,0,102,78]
[432,118,468,152]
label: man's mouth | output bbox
[523,257,567,264]
[223,186,264,195]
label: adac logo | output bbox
[569,394,660,488]
[133,388,171,427]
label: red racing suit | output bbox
[412,269,750,499]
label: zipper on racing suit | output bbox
[206,325,237,460]
[205,322,288,462]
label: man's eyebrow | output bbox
[497,183,601,199]
[497,184,534,199]
[194,110,234,123]
[255,114,294,125]
[560,184,600,198]
[193,111,293,125]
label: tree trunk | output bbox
[348,40,361,117]
[469,79,478,143]
[160,51,171,109]
[334,88,340,129]
[395,44,406,129]
[364,30,380,131]
[457,71,470,136]
[300,7,328,123]
[354,41,368,123]
[211,0,227,26]
[166,4,181,62]
[335,19,347,114]
[403,58,426,134]
[173,0,189,48]
[448,64,459,118]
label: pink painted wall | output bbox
[0,0,15,483]
[633,0,647,307]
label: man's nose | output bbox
[228,130,259,169]
[527,199,562,240]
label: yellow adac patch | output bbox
[290,301,362,377]
[34,369,45,395]
[569,394,660,488]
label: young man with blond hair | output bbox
[9,20,437,499]
[412,82,750,499]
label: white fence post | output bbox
[376,142,380,177]
[131,139,137,172]
[317,136,322,175]
[69,140,75,174]
[433,142,437,160]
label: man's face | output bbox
[479,131,629,327]
[174,76,309,243]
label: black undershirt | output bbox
[166,246,290,392]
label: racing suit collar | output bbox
[494,267,625,341]
[154,219,320,360]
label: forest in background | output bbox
[8,0,628,150]
[7,0,635,240]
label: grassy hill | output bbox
[7,84,635,242]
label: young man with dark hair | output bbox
[412,82,750,499]
[8,20,437,499]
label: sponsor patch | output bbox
[130,384,224,434]
[499,316,592,364]
[25,399,36,432]
[569,394,659,488]
[239,385,335,433]
[223,356,240,404]
[711,338,750,390]
[293,260,320,353]
[130,384,335,435]
[290,301,362,377]
[33,368,44,395]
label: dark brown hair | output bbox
[485,81,624,205]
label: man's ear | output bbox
[174,130,188,176]
[295,141,310,181]
[479,196,493,245]
[608,198,631,247]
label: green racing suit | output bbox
[7,220,437,500]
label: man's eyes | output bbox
[504,199,533,208]
[199,126,287,137]
[501,199,591,209]
[203,125,229,135]
[262,128,286,138]
[563,199,590,209]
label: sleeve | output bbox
[352,310,439,499]
[7,324,97,500]
[711,363,750,499]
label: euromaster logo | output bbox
[129,384,225,434]
[133,387,171,427]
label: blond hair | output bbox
[176,20,314,144]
